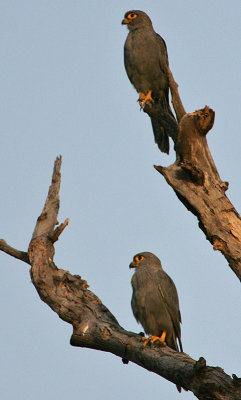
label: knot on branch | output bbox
[37,212,48,222]
[179,160,204,185]
[53,269,89,291]
[220,181,229,193]
[212,236,228,252]
[194,357,207,374]
[189,106,215,135]
[232,374,241,388]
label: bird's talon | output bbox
[138,90,154,109]
[141,333,167,347]
[142,336,149,347]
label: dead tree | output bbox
[1,71,241,399]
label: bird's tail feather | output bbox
[167,333,183,392]
[144,99,178,153]
[150,117,170,154]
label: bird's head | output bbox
[129,252,163,269]
[121,10,153,31]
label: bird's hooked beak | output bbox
[121,17,130,25]
[129,254,144,268]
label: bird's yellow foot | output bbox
[138,90,154,108]
[142,331,167,347]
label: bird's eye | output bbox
[134,255,144,262]
[128,13,137,20]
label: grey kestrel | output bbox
[122,10,178,154]
[129,251,183,352]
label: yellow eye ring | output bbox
[134,255,144,262]
[128,13,137,20]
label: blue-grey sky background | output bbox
[1,1,240,399]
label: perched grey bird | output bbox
[129,251,183,352]
[122,10,178,154]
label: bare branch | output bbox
[1,157,238,399]
[31,155,62,241]
[155,106,241,281]
[49,218,70,243]
[0,239,30,264]
[167,66,186,121]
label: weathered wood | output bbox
[1,156,240,399]
[154,106,241,281]
[1,66,240,396]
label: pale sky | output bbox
[1,1,240,399]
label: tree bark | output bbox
[154,105,241,281]
[1,156,240,399]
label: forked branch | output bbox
[1,157,240,399]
